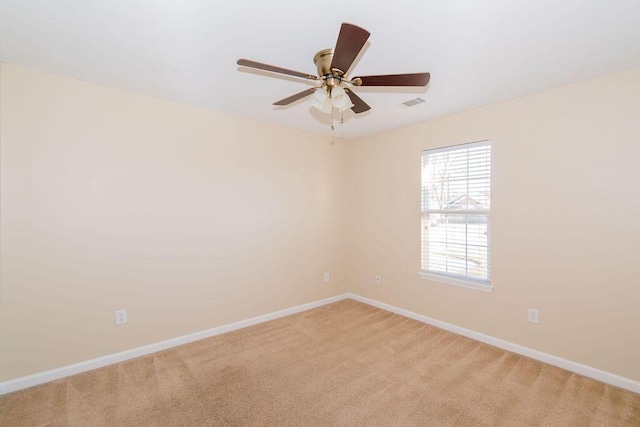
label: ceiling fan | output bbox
[237,23,430,128]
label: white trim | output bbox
[347,293,640,394]
[422,139,490,155]
[422,209,490,215]
[3,292,639,396]
[0,293,350,395]
[418,271,493,292]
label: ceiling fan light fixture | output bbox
[330,85,353,111]
[238,22,430,123]
[310,87,332,112]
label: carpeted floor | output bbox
[1,299,639,426]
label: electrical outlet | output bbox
[324,272,330,282]
[528,308,539,324]
[375,274,381,285]
[115,309,127,325]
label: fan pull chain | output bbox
[341,109,344,124]
[331,107,334,131]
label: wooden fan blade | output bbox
[345,89,371,114]
[354,72,431,87]
[237,59,317,81]
[273,88,317,106]
[330,23,370,75]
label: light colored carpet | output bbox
[1,299,639,426]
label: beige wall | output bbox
[347,67,640,381]
[0,64,350,381]
[2,62,639,384]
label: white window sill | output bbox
[418,271,493,293]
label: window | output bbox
[420,141,492,292]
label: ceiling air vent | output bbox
[402,97,426,107]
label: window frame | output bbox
[418,140,492,293]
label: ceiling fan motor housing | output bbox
[313,48,344,88]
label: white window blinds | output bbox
[421,141,491,284]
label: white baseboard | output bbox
[0,293,350,395]
[348,293,640,395]
[3,292,639,396]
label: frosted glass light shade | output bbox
[330,86,354,111]
[310,88,332,113]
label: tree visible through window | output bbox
[421,141,491,286]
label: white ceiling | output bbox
[1,1,640,140]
